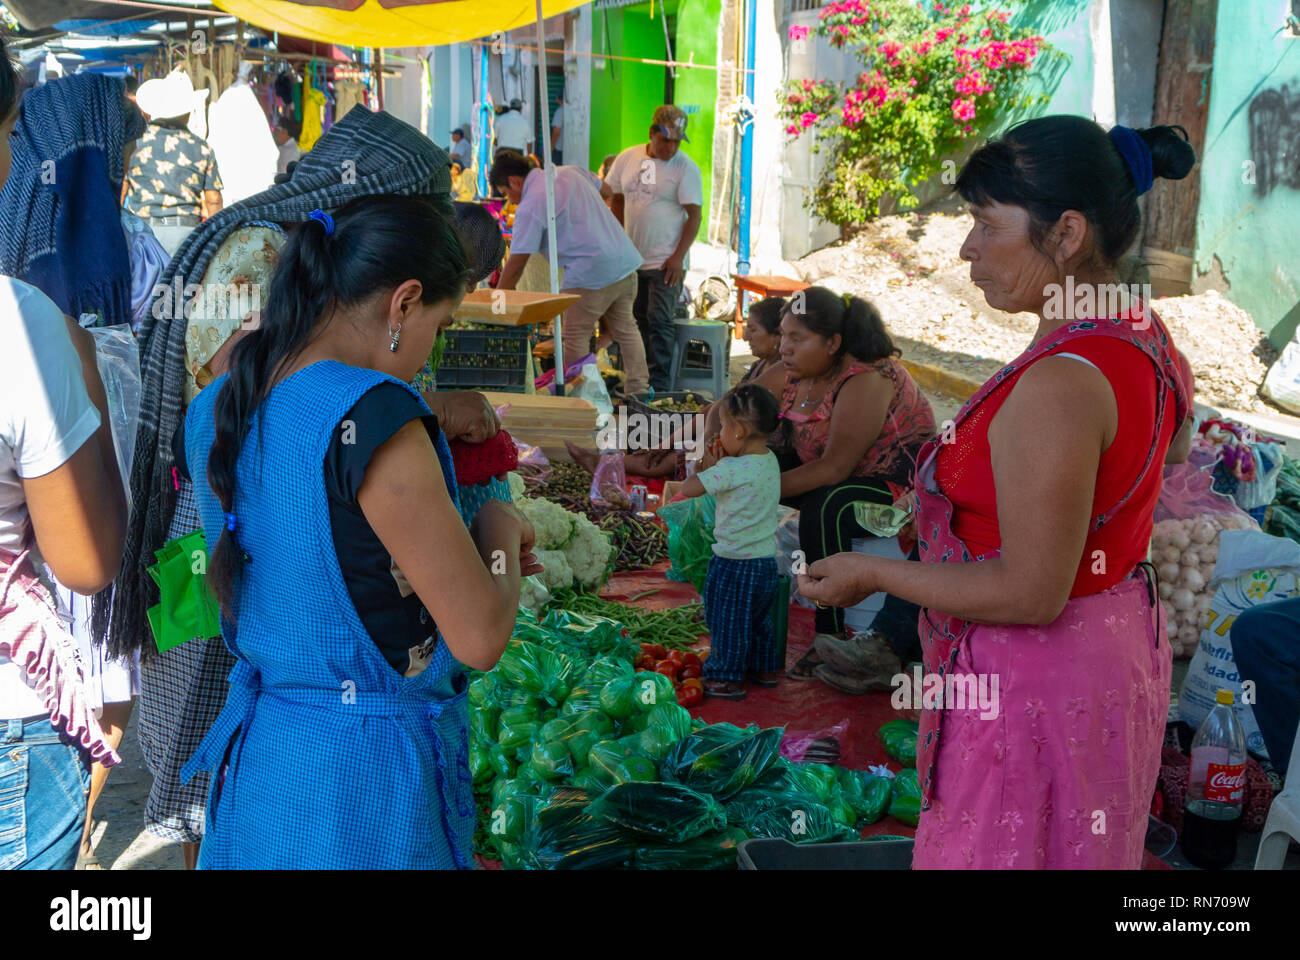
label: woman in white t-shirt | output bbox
[0,39,128,870]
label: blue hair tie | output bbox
[1108,125,1154,196]
[224,512,237,532]
[308,208,335,236]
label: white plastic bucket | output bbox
[843,535,905,631]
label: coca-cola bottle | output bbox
[1180,688,1247,870]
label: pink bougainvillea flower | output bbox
[935,27,954,42]
[785,124,801,136]
[800,111,820,128]
[789,24,810,41]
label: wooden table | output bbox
[731,273,809,337]
[454,289,580,326]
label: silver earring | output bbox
[389,322,402,352]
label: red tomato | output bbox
[666,650,685,665]
[633,653,654,670]
[677,684,704,707]
[682,677,704,692]
[655,661,679,679]
[679,664,702,680]
[681,652,703,670]
[641,643,668,660]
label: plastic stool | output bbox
[670,319,730,400]
[1253,716,1300,869]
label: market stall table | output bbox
[730,274,810,339]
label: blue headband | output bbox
[308,208,335,236]
[1109,125,1153,196]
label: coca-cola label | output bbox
[1205,762,1247,803]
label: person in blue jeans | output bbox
[680,384,783,700]
[0,38,129,871]
[1231,596,1300,777]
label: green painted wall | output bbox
[1195,13,1300,346]
[670,0,721,242]
[588,0,719,242]
[1003,0,1094,127]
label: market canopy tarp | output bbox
[215,0,587,47]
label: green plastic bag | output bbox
[145,529,221,651]
[645,702,693,740]
[836,768,892,824]
[661,723,784,799]
[560,683,604,716]
[497,718,541,758]
[523,787,637,870]
[762,759,837,802]
[635,724,680,764]
[581,654,633,689]
[469,707,499,744]
[468,744,493,786]
[744,800,861,844]
[486,741,514,780]
[496,639,580,706]
[659,494,716,593]
[889,768,921,826]
[587,737,659,786]
[633,827,749,870]
[540,609,633,660]
[586,781,727,842]
[878,719,918,767]
[558,710,615,767]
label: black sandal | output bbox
[747,671,781,688]
[787,649,822,680]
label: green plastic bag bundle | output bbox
[645,702,693,740]
[634,724,680,763]
[761,759,838,803]
[468,744,494,786]
[661,723,784,799]
[586,781,727,842]
[742,799,860,844]
[497,716,541,759]
[633,827,749,870]
[496,639,580,706]
[877,719,918,767]
[723,785,818,826]
[598,672,676,726]
[523,787,637,870]
[889,768,921,826]
[581,654,633,689]
[540,609,633,660]
[468,673,498,710]
[560,683,604,716]
[469,707,498,745]
[145,530,221,651]
[486,741,514,780]
[557,711,615,768]
[836,768,892,825]
[587,736,658,786]
[658,494,717,593]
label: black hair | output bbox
[0,37,18,123]
[488,149,535,191]
[124,74,138,94]
[955,115,1196,269]
[154,115,189,130]
[124,99,146,142]
[723,383,780,437]
[782,286,897,363]
[275,115,301,139]
[206,194,471,616]
[600,153,617,175]
[746,296,786,335]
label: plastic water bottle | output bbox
[1180,688,1247,870]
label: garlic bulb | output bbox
[1158,580,1174,600]
[1171,588,1195,611]
[1157,562,1181,583]
[1180,567,1206,593]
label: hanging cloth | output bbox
[298,70,326,152]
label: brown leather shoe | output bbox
[815,630,903,678]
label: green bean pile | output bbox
[531,460,591,500]
[549,589,705,650]
[598,511,668,571]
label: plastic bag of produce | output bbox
[543,710,614,769]
[1152,461,1259,658]
[590,451,631,510]
[633,827,748,870]
[586,781,727,842]
[1178,529,1300,758]
[497,716,542,759]
[645,702,694,741]
[742,799,860,844]
[560,683,605,716]
[836,768,893,824]
[597,675,640,721]
[1265,457,1300,545]
[587,736,660,786]
[496,639,581,706]
[541,610,631,660]
[658,494,717,592]
[877,719,918,767]
[486,741,514,780]
[889,768,921,826]
[635,724,681,764]
[780,717,850,763]
[582,654,634,689]
[759,758,837,803]
[523,787,637,870]
[662,723,784,799]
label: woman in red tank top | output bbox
[799,116,1198,869]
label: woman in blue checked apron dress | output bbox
[178,195,539,868]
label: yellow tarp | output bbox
[216,0,589,48]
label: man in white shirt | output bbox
[273,116,301,175]
[494,99,532,158]
[491,151,648,394]
[549,94,564,165]
[605,105,704,391]
[449,128,473,168]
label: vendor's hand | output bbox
[645,447,677,470]
[662,255,685,288]
[797,553,878,609]
[698,434,722,470]
[429,390,500,443]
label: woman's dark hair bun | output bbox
[1139,124,1196,181]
